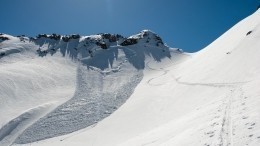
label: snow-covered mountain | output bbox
[1,9,260,146]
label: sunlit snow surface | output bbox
[1,10,260,146]
[0,30,174,145]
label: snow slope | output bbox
[0,30,177,146]
[0,35,78,146]
[1,9,260,146]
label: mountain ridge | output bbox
[0,29,184,145]
[1,10,260,146]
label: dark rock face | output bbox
[0,52,5,56]
[0,36,9,41]
[121,38,138,46]
[96,41,108,49]
[17,35,25,37]
[155,35,163,46]
[49,34,61,40]
[109,35,117,42]
[32,30,166,58]
[100,33,112,40]
[62,36,70,42]
[119,30,164,47]
[70,34,80,39]
[36,33,79,42]
[99,33,124,43]
[62,34,80,42]
[37,34,48,39]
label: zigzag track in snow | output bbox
[146,52,190,86]
[146,60,170,86]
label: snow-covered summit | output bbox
[0,30,171,65]
[121,30,164,47]
[0,29,183,146]
[2,9,260,146]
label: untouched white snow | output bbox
[1,9,260,146]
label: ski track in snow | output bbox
[218,87,236,146]
[146,51,190,86]
[206,85,253,146]
[145,58,254,146]
[146,57,250,88]
[2,13,260,145]
[146,61,169,86]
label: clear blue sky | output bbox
[1,0,259,52]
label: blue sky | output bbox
[1,0,259,52]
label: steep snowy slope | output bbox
[0,34,78,142]
[0,30,179,146]
[12,9,260,146]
